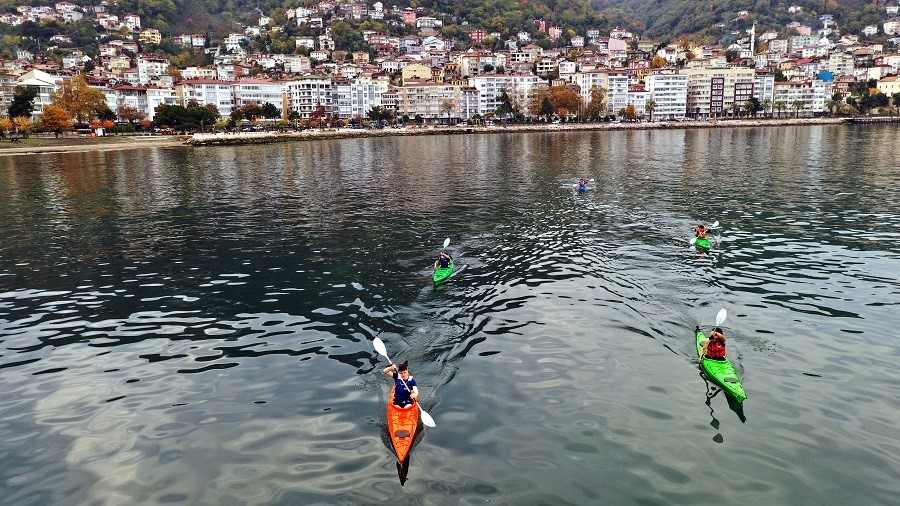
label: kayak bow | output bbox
[387,386,420,463]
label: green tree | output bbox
[644,99,656,122]
[8,87,38,119]
[261,102,279,120]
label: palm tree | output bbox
[774,101,786,118]
[761,99,772,118]
[645,99,656,122]
[791,100,804,118]
[731,102,741,119]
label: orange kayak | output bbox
[387,386,419,463]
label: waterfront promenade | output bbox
[1,116,892,155]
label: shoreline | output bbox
[0,116,894,155]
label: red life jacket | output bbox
[696,227,707,239]
[706,338,726,358]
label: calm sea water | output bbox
[1,125,898,505]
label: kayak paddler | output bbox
[698,327,728,362]
[383,361,418,407]
[434,252,451,269]
[695,224,708,239]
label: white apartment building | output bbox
[396,81,462,122]
[772,80,829,116]
[469,73,542,116]
[754,72,776,106]
[176,79,234,116]
[136,54,169,85]
[333,73,390,120]
[646,72,688,120]
[284,74,333,118]
[232,78,284,113]
[105,84,177,121]
[15,69,64,119]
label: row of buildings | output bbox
[2,3,900,124]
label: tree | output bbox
[118,105,144,123]
[440,99,455,125]
[546,85,582,118]
[585,86,606,121]
[261,102,279,120]
[650,55,667,68]
[645,99,656,122]
[13,116,33,137]
[51,75,107,124]
[745,97,761,117]
[39,104,72,137]
[761,99,772,118]
[0,118,12,137]
[8,87,38,119]
[774,101,786,118]
[624,104,637,120]
[791,100,804,118]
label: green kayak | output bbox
[696,329,746,402]
[433,258,454,286]
[694,237,711,251]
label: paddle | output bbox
[690,220,720,245]
[373,337,436,427]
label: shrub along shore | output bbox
[2,116,895,155]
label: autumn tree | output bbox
[585,86,607,120]
[50,75,107,124]
[547,85,582,118]
[118,105,144,123]
[0,118,11,137]
[39,104,73,137]
[13,116,33,137]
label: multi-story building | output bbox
[333,73,390,120]
[396,81,462,122]
[233,78,284,114]
[136,54,170,85]
[685,67,755,117]
[772,80,829,116]
[176,78,234,116]
[646,72,688,120]
[106,84,177,121]
[469,73,542,116]
[284,74,333,118]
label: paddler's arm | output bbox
[410,385,419,400]
[698,339,708,362]
[383,364,396,375]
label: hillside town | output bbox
[2,1,900,132]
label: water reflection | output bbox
[1,124,899,503]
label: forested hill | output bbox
[0,0,885,45]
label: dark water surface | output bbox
[1,125,898,504]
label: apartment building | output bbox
[284,74,333,118]
[333,73,390,119]
[685,67,755,117]
[469,73,542,116]
[772,80,829,116]
[646,72,688,120]
[396,81,462,122]
[176,78,234,116]
[232,78,284,114]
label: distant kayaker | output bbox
[383,361,419,407]
[578,179,587,187]
[698,327,728,362]
[695,225,708,239]
[435,252,451,269]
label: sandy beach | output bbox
[0,116,884,155]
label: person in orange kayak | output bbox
[695,224,708,239]
[383,361,419,407]
[699,327,728,362]
[434,251,451,269]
